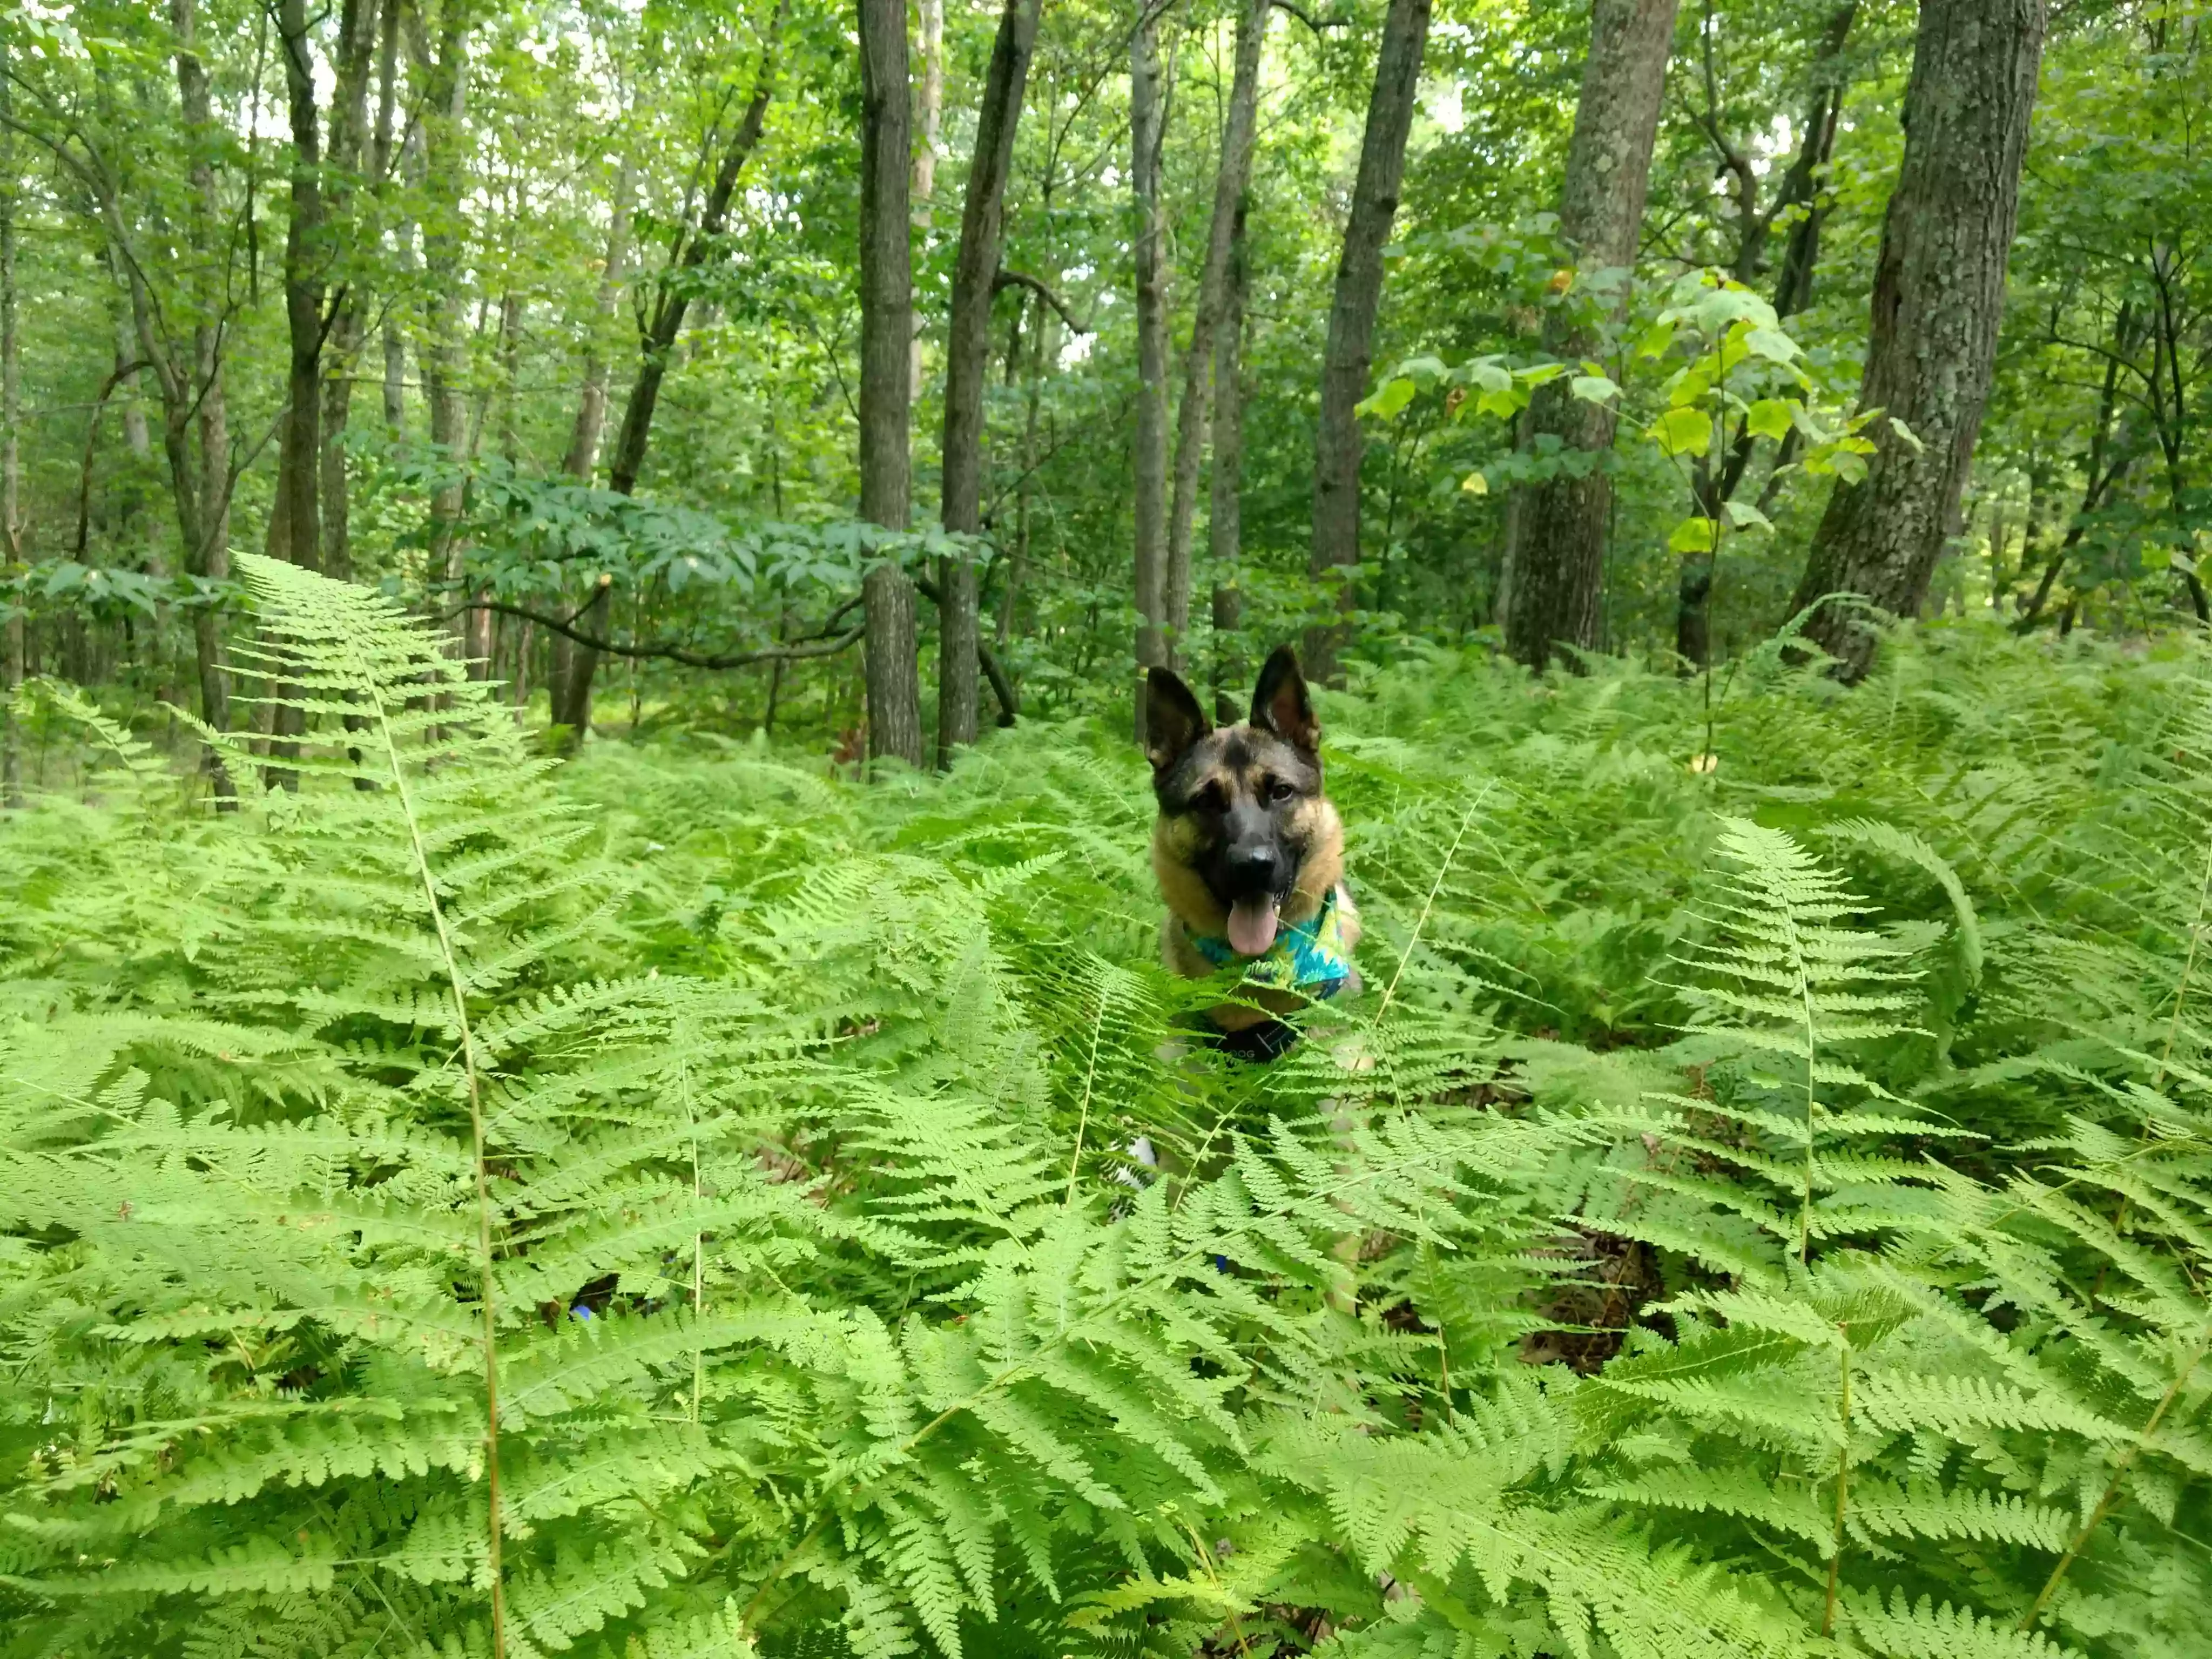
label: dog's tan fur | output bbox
[1146,652,1360,1035]
[1156,796,1358,1029]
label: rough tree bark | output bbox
[1500,0,1680,673]
[937,0,1042,766]
[554,11,785,740]
[1130,6,1170,736]
[1164,0,1267,669]
[1789,0,2048,682]
[1305,0,1432,684]
[859,0,923,770]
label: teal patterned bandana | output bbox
[1189,886,1353,996]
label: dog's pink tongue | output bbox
[1227,897,1280,956]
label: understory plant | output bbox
[2,563,2209,1658]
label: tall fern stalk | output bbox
[369,647,510,1658]
[2020,1339,2207,1633]
[1820,1323,1852,1637]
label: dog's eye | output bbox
[1264,777,1296,805]
[1191,781,1227,813]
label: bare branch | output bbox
[464,601,865,670]
[992,268,1090,335]
[1270,0,1346,38]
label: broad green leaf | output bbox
[1570,374,1620,405]
[1887,415,1927,454]
[1668,517,1718,554]
[1724,501,1774,533]
[1653,406,1711,458]
[1459,470,1489,496]
[1745,400,1795,443]
[1475,386,1523,420]
[1359,378,1417,421]
[1667,369,1712,409]
[1469,360,1513,393]
[1743,326,1801,363]
[1637,321,1677,359]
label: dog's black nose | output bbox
[1226,846,1282,894]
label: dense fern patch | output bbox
[3,563,2209,1657]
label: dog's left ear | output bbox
[1250,645,1319,756]
[1145,667,1211,773]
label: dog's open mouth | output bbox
[1226,895,1280,956]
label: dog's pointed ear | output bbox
[1250,645,1319,755]
[1145,667,1210,773]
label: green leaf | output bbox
[1459,470,1489,496]
[1358,377,1418,420]
[1667,517,1718,554]
[1653,406,1711,457]
[1746,399,1795,443]
[1743,326,1802,363]
[1724,501,1773,534]
[1636,321,1676,359]
[1570,374,1621,405]
[1888,414,1927,454]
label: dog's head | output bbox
[1146,646,1334,955]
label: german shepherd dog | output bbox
[1144,646,1360,1060]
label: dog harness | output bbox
[1188,885,1353,999]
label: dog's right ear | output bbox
[1144,667,1211,773]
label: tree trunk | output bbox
[564,163,633,483]
[1790,0,2048,682]
[937,0,1042,766]
[912,0,943,401]
[415,0,474,655]
[1304,0,1433,683]
[378,26,413,444]
[1165,0,1267,671]
[1130,6,1171,735]
[556,10,785,740]
[316,0,387,586]
[172,0,235,802]
[273,0,329,579]
[1677,0,1856,669]
[1501,0,1679,673]
[859,0,923,770]
[549,166,633,728]
[1208,191,1250,724]
[104,272,161,590]
[605,8,784,500]
[2,55,21,808]
[2018,307,2136,631]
